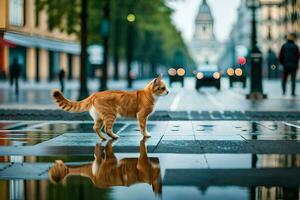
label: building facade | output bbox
[0,0,81,82]
[189,0,221,66]
[217,1,251,71]
[218,0,300,79]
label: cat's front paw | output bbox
[143,132,151,138]
[109,133,119,140]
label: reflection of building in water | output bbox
[257,154,300,199]
[189,0,222,66]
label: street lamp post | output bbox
[78,0,89,100]
[246,0,267,99]
[100,0,110,91]
[126,13,135,88]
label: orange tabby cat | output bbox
[51,74,168,140]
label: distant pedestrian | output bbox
[279,33,300,96]
[9,58,21,95]
[58,68,66,92]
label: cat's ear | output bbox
[154,74,163,84]
[157,73,163,81]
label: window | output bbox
[9,0,25,26]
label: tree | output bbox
[37,0,194,86]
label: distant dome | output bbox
[196,0,213,22]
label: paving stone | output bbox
[163,168,300,187]
[195,135,245,140]
[205,154,253,168]
[155,140,203,153]
[2,109,300,121]
[165,122,194,135]
[240,134,300,140]
[0,163,50,179]
[247,140,300,153]
[211,111,222,119]
[162,135,195,140]
[190,111,200,120]
[158,154,208,170]
[198,141,259,153]
[0,163,12,172]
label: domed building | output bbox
[190,0,221,65]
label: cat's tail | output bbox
[51,89,93,113]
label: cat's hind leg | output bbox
[89,106,106,140]
[103,114,119,139]
[93,119,106,141]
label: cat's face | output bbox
[152,75,169,96]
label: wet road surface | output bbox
[1,78,300,111]
[0,120,300,199]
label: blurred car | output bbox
[227,67,246,88]
[195,65,221,90]
[168,67,185,87]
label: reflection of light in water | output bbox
[10,179,24,200]
[271,64,276,70]
[9,154,24,200]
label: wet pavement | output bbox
[0,120,300,199]
[1,78,300,199]
[1,78,300,112]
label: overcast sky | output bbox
[167,0,241,43]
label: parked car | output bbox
[168,67,185,87]
[227,67,246,88]
[195,65,221,90]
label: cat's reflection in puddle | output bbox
[48,138,162,195]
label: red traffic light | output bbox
[238,57,246,65]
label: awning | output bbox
[3,32,80,55]
[0,36,16,48]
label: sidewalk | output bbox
[0,120,300,155]
[0,120,299,183]
[0,79,150,90]
[0,79,150,109]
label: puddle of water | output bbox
[0,140,299,199]
[0,131,61,146]
[0,121,300,199]
[34,122,125,134]
[0,122,40,131]
[0,179,299,200]
[0,122,21,130]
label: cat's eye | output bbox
[160,87,166,90]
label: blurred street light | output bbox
[127,14,136,22]
[227,68,234,76]
[235,68,243,76]
[246,0,267,99]
[177,68,185,76]
[238,57,247,65]
[126,13,136,88]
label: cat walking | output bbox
[51,75,168,140]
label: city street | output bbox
[0,78,300,199]
[1,0,300,198]
[1,78,300,111]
